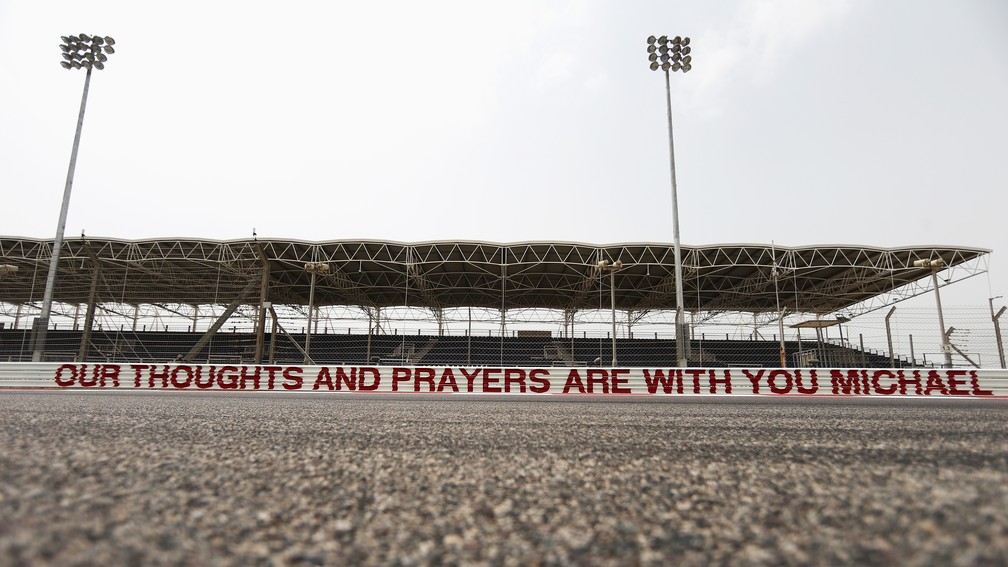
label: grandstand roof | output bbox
[0,237,990,316]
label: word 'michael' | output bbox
[50,364,995,397]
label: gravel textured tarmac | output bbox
[0,391,1006,566]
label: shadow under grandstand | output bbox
[0,329,923,368]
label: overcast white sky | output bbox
[2,0,1007,303]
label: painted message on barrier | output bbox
[21,363,1004,397]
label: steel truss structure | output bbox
[0,237,990,358]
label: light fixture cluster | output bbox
[647,35,692,73]
[59,34,115,70]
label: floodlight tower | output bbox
[32,34,116,362]
[647,34,692,368]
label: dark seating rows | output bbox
[0,328,912,368]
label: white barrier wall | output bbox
[1,362,1007,397]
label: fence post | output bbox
[909,334,916,367]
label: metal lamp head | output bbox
[648,34,694,73]
[60,33,115,69]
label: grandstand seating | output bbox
[0,328,919,368]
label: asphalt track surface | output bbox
[1,391,1006,566]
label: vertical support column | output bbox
[268,305,278,364]
[929,269,953,368]
[77,263,100,362]
[568,308,575,365]
[989,298,1006,369]
[777,309,786,368]
[859,334,866,367]
[885,307,897,368]
[303,261,329,365]
[253,246,270,364]
[794,326,802,367]
[815,327,825,368]
[367,308,374,365]
[305,270,317,364]
[909,334,916,367]
[609,268,617,367]
[500,246,506,365]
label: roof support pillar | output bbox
[367,308,374,364]
[253,245,270,364]
[77,241,102,362]
[268,309,278,364]
[565,308,576,365]
[76,264,100,362]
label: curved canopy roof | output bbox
[0,237,990,315]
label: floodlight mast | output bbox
[648,35,692,368]
[32,34,115,362]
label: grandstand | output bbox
[0,237,992,368]
[0,328,907,368]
